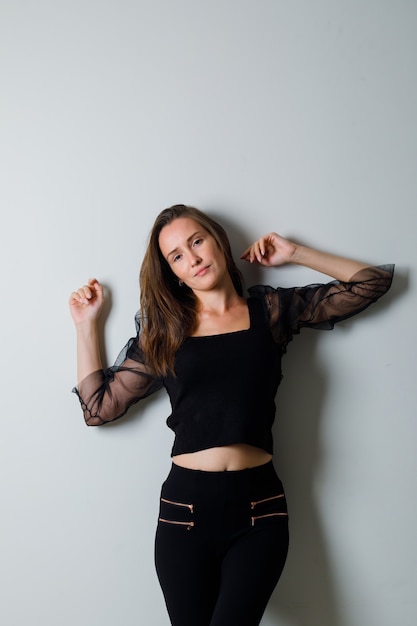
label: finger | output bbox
[256,236,270,261]
[260,237,271,259]
[240,245,252,260]
[71,285,94,305]
[263,234,278,259]
[69,291,89,306]
[241,241,263,263]
[91,279,103,297]
[77,288,92,304]
[258,237,267,258]
[251,242,259,263]
[250,244,259,264]
[88,278,104,298]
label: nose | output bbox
[189,251,202,266]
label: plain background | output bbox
[1,1,415,625]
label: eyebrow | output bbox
[166,231,202,261]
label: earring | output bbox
[179,280,184,287]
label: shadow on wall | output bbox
[265,270,405,626]
[267,331,342,626]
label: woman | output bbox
[69,204,393,626]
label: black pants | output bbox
[154,461,289,626]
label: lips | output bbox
[194,265,210,277]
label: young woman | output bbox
[69,204,393,626]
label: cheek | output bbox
[162,255,181,280]
[169,262,186,281]
[215,247,227,267]
[169,265,181,279]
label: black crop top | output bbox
[73,265,394,456]
[163,296,280,455]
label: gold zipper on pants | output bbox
[251,512,287,526]
[250,494,285,510]
[158,518,195,530]
[161,497,194,513]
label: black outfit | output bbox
[73,265,394,625]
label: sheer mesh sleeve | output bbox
[72,312,164,426]
[248,265,394,353]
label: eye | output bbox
[193,237,203,247]
[172,253,182,263]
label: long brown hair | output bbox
[139,204,244,377]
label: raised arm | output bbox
[240,232,370,281]
[69,279,163,426]
[69,278,104,384]
[243,233,394,351]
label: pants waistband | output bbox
[164,460,281,499]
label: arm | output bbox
[243,234,394,351]
[240,232,370,281]
[69,278,104,384]
[69,279,163,425]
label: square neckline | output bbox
[188,298,254,339]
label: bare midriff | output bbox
[172,444,272,472]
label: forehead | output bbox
[158,217,206,255]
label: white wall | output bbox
[1,1,415,625]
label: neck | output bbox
[195,282,243,316]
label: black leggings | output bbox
[154,461,289,626]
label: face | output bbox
[158,217,228,293]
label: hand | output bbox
[69,278,104,326]
[240,232,297,267]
